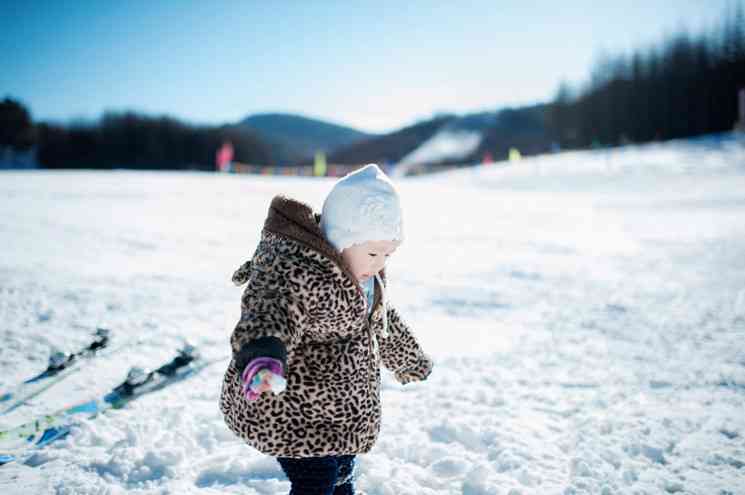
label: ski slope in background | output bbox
[1,133,744,494]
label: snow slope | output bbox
[1,133,744,494]
[394,114,497,176]
[396,128,482,172]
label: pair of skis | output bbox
[0,328,112,415]
[0,344,225,466]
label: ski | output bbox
[0,328,112,415]
[0,345,224,466]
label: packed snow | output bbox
[1,133,744,494]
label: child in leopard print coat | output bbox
[220,164,433,494]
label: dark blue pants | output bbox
[276,455,356,495]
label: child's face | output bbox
[341,240,401,283]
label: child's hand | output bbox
[394,354,434,385]
[241,357,286,401]
[245,369,287,400]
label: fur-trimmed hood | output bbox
[232,195,384,313]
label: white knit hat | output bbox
[320,164,404,252]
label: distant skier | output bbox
[216,141,234,173]
[220,164,433,494]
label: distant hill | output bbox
[237,106,553,169]
[325,106,552,172]
[328,105,551,173]
[238,113,374,164]
[475,104,552,162]
[325,115,456,165]
[395,112,498,174]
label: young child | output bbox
[220,164,433,494]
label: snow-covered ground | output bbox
[1,133,744,494]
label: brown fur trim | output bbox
[262,194,384,309]
[263,195,342,269]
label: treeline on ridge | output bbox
[548,3,745,148]
[0,103,270,170]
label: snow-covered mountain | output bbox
[335,106,551,175]
[1,132,744,494]
[326,115,454,166]
[394,114,497,175]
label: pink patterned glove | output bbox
[241,357,286,401]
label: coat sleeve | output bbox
[229,239,306,374]
[378,304,433,384]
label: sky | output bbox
[0,0,737,133]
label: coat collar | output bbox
[263,195,341,270]
[262,195,385,310]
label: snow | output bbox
[1,132,745,494]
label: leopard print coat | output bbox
[219,195,433,458]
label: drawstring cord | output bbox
[367,274,389,392]
[374,273,389,339]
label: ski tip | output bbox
[0,454,15,466]
[180,342,199,360]
[36,426,70,448]
[95,327,111,339]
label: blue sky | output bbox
[0,0,736,133]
